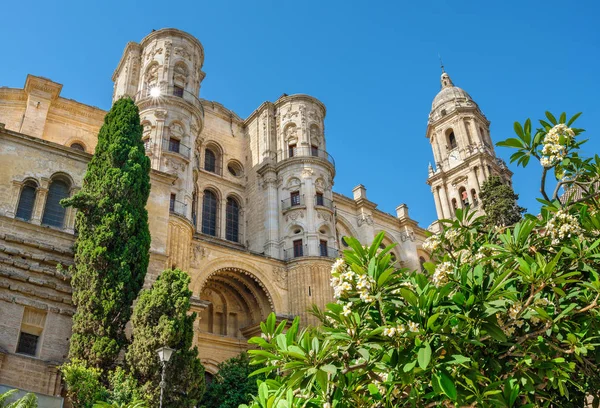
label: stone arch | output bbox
[173,60,190,87]
[49,171,75,188]
[285,177,301,191]
[374,229,401,263]
[201,359,220,376]
[335,214,360,246]
[144,61,160,88]
[308,122,323,149]
[194,265,277,339]
[446,128,457,150]
[283,123,298,144]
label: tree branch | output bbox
[540,168,550,202]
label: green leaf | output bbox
[417,342,432,369]
[427,313,440,330]
[439,371,457,400]
[513,122,525,139]
[403,360,417,372]
[546,111,558,125]
[482,322,507,342]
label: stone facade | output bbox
[0,28,503,402]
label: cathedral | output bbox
[0,28,510,405]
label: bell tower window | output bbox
[448,131,457,150]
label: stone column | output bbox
[432,187,444,219]
[263,170,280,257]
[31,178,50,225]
[438,186,451,219]
[64,187,80,233]
[6,180,23,218]
[303,170,318,256]
[153,110,168,170]
[220,197,227,240]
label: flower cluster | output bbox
[432,261,452,287]
[383,324,406,337]
[330,257,376,304]
[540,123,575,168]
[423,234,441,252]
[546,210,584,245]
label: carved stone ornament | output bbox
[284,124,297,141]
[301,168,314,179]
[357,213,374,227]
[285,210,304,222]
[451,176,468,187]
[154,110,168,120]
[191,243,207,266]
[170,122,184,136]
[282,108,299,122]
[314,178,325,192]
[273,267,288,289]
[261,176,278,190]
[308,110,321,123]
[164,158,186,172]
[317,210,331,221]
[174,46,191,60]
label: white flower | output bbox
[408,321,419,333]
[423,234,441,252]
[540,124,575,167]
[342,303,352,317]
[504,326,515,336]
[432,261,452,287]
[331,258,346,273]
[508,303,521,320]
[383,327,396,337]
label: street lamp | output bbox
[156,346,175,408]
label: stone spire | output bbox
[441,71,454,89]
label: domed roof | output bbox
[432,85,473,110]
[429,71,479,122]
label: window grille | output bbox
[290,191,300,206]
[225,197,240,242]
[168,138,180,154]
[42,179,70,227]
[293,239,304,257]
[16,308,46,356]
[173,85,184,97]
[319,240,328,257]
[70,143,85,151]
[202,190,218,236]
[16,182,37,221]
[205,149,216,173]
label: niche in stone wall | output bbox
[144,62,160,88]
[309,124,322,148]
[173,61,189,88]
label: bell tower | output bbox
[426,70,512,220]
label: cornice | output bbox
[139,28,205,62]
[274,156,335,177]
[150,168,178,185]
[137,95,204,125]
[50,97,106,123]
[200,99,243,123]
[274,94,327,118]
[111,41,142,81]
[196,168,247,190]
[244,101,274,126]
[0,127,92,164]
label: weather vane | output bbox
[438,54,445,73]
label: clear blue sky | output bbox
[2,0,598,227]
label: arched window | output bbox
[451,198,458,214]
[225,197,240,243]
[202,190,218,236]
[70,143,85,152]
[471,189,479,207]
[379,243,397,262]
[42,178,70,227]
[205,149,216,173]
[459,187,469,207]
[448,131,457,149]
[419,256,426,272]
[16,181,37,221]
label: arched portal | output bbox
[198,268,273,339]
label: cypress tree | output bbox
[479,175,526,227]
[125,269,205,407]
[62,97,151,370]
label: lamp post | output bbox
[156,346,175,408]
